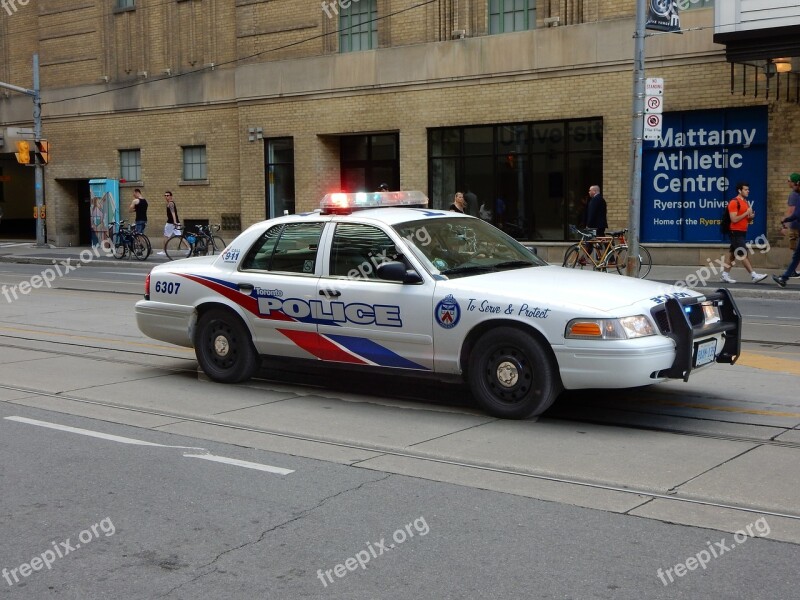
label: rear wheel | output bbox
[467,327,561,419]
[194,309,259,383]
[164,235,192,261]
[613,245,653,278]
[132,234,150,260]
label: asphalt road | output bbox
[0,267,799,598]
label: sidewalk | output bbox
[1,240,798,300]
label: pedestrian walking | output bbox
[720,181,767,284]
[783,173,800,278]
[129,189,148,234]
[157,191,180,255]
[586,185,607,237]
[772,196,800,287]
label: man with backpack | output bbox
[773,196,800,287]
[720,181,768,284]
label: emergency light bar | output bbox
[320,191,429,215]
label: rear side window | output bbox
[241,222,324,274]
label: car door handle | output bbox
[238,283,254,292]
[320,289,341,298]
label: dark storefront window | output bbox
[428,120,602,240]
[341,134,399,193]
[265,138,295,218]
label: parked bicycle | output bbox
[562,225,652,278]
[164,224,226,261]
[110,220,151,261]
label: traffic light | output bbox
[36,140,49,164]
[15,141,30,165]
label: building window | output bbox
[340,134,399,193]
[340,0,377,52]
[182,146,207,181]
[119,149,141,182]
[116,0,135,9]
[489,0,536,34]
[428,119,602,241]
[265,138,295,219]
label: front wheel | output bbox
[467,327,561,419]
[164,235,192,261]
[194,309,259,383]
[562,244,589,269]
[112,234,127,260]
[209,236,227,255]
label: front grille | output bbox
[653,309,670,334]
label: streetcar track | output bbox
[0,333,798,448]
[1,381,799,523]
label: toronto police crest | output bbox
[435,295,460,329]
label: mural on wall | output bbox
[641,106,767,243]
[88,179,120,247]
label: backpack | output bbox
[720,199,740,235]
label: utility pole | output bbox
[0,54,45,247]
[626,0,646,277]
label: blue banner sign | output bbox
[642,107,767,242]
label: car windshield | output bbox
[393,217,546,278]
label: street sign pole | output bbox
[626,0,647,277]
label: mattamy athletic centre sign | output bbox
[641,106,767,243]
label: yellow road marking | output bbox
[633,397,800,419]
[737,352,800,376]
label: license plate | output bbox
[694,339,717,367]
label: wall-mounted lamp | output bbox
[101,75,110,83]
[162,68,172,76]
[543,16,560,27]
[766,58,792,77]
[248,127,263,142]
[137,70,148,79]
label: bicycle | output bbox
[607,228,652,278]
[109,221,151,261]
[164,224,226,261]
[562,225,618,272]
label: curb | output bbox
[0,255,157,270]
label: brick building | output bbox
[0,0,798,261]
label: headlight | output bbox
[701,302,721,325]
[565,315,656,340]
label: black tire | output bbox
[467,327,561,419]
[613,245,653,278]
[132,234,150,261]
[210,236,227,255]
[562,244,588,270]
[164,235,192,261]
[194,309,259,383]
[112,233,127,259]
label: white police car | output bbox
[135,191,741,419]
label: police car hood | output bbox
[439,265,701,314]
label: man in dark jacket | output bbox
[586,185,607,237]
[773,200,800,287]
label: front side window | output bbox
[242,222,324,274]
[340,0,377,52]
[182,146,207,181]
[329,223,400,279]
[119,149,141,182]
[489,0,536,34]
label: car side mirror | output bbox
[376,261,422,284]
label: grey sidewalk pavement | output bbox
[1,240,798,301]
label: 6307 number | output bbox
[154,281,181,295]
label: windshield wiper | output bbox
[492,260,535,269]
[440,265,496,276]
